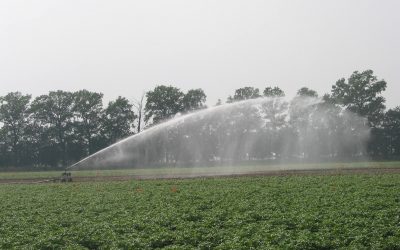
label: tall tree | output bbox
[260,95,289,158]
[145,85,184,125]
[73,90,104,155]
[263,86,285,97]
[103,96,136,143]
[227,87,260,102]
[30,91,74,166]
[133,92,146,133]
[182,88,207,112]
[328,70,387,127]
[0,92,32,166]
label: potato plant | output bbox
[0,174,399,249]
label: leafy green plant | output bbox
[0,174,399,249]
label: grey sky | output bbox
[1,0,399,107]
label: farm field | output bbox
[0,173,399,249]
[1,161,400,180]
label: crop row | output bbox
[0,174,399,249]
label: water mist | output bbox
[68,96,370,177]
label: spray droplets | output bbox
[70,97,370,176]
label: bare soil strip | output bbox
[1,167,400,184]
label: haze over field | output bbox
[1,0,399,106]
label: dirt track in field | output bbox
[1,167,400,184]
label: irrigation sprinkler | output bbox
[60,169,72,182]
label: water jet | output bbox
[68,96,370,178]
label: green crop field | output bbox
[1,173,400,249]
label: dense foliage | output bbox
[0,174,399,249]
[0,69,399,169]
[0,88,206,168]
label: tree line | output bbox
[0,69,399,169]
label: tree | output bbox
[0,92,32,166]
[297,87,318,97]
[263,86,285,97]
[227,87,260,102]
[328,70,387,127]
[145,85,185,125]
[132,92,146,133]
[260,95,289,159]
[383,107,400,156]
[73,90,104,155]
[182,88,207,112]
[0,128,8,166]
[30,91,74,166]
[103,96,136,143]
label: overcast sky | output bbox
[0,0,399,107]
